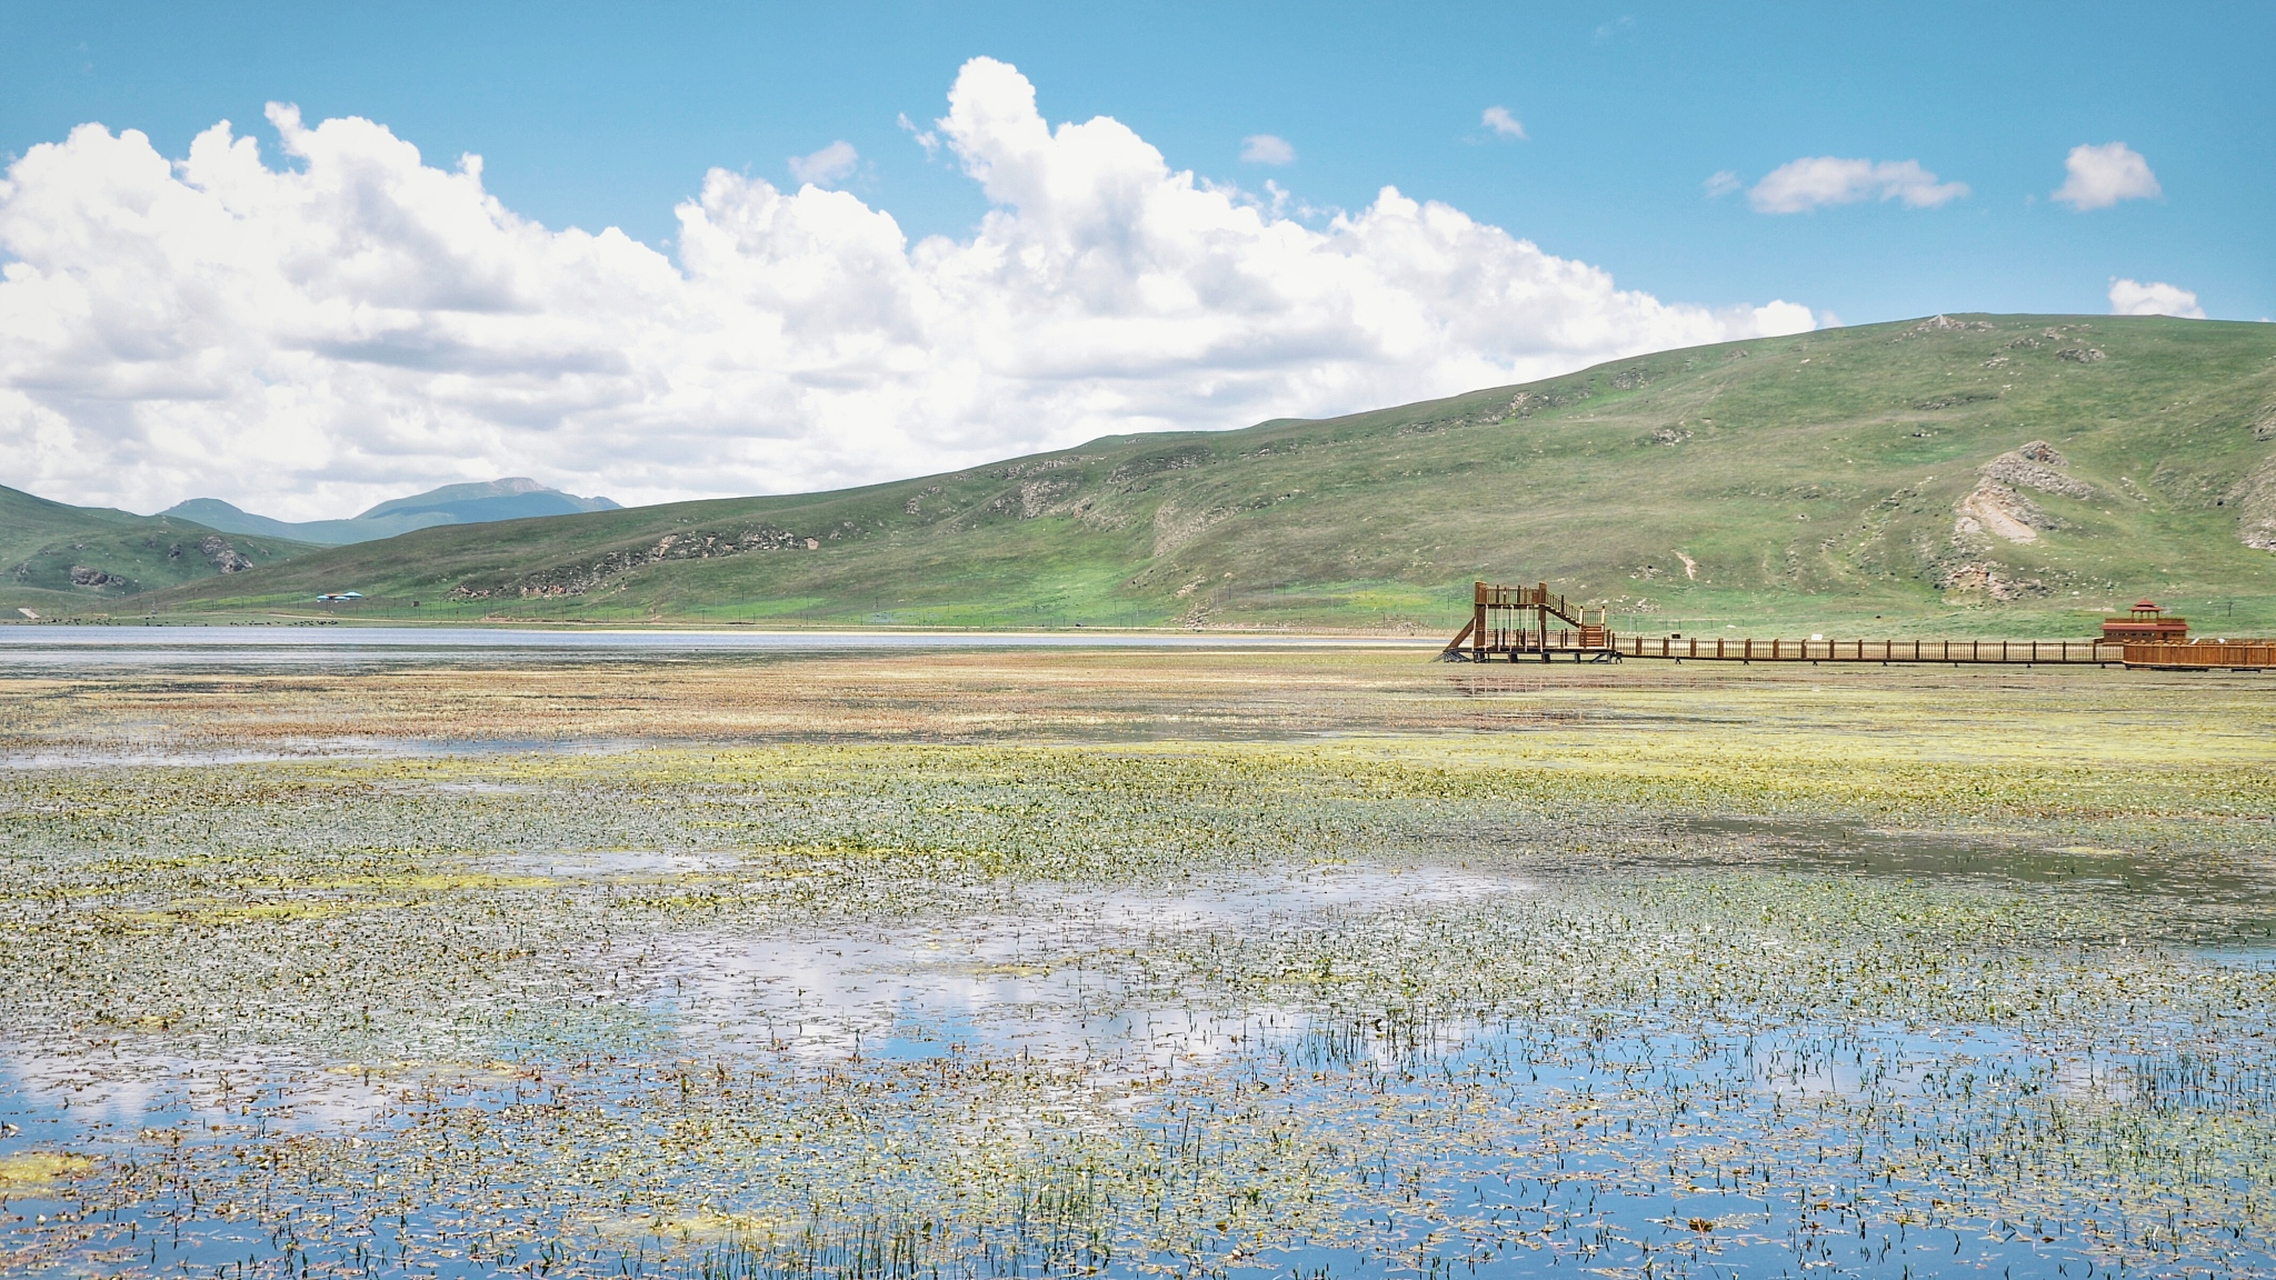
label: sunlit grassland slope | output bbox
[130,313,2276,635]
[0,485,311,615]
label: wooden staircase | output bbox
[1443,581,1616,662]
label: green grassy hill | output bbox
[0,486,312,616]
[109,313,2276,636]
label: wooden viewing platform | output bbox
[1442,582,2272,670]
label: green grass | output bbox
[0,484,312,613]
[64,312,2276,634]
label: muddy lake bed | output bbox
[2,640,2273,1277]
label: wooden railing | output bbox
[1477,628,1601,652]
[2120,641,2276,669]
[1472,581,1596,627]
[1450,629,2128,664]
[1613,636,2119,664]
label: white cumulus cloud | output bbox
[0,57,1815,519]
[787,140,859,188]
[2108,278,2204,319]
[1748,157,1969,213]
[1702,170,1741,199]
[1480,107,1526,140]
[894,113,940,159]
[1239,134,1295,165]
[2054,142,2160,211]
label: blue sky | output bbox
[8,1,2263,322]
[0,1,2268,515]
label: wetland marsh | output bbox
[1,644,2273,1278]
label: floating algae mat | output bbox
[3,657,2276,1278]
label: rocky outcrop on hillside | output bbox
[1954,484,2052,545]
[2233,455,2276,553]
[448,526,821,599]
[1502,385,1591,418]
[1981,441,2093,497]
[1916,314,1995,334]
[1953,441,2091,546]
[1934,559,2045,601]
[1933,441,2091,601]
[199,535,253,573]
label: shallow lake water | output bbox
[6,845,2271,1278]
[0,625,1443,673]
[1,654,2271,1278]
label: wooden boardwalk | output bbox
[1446,628,2119,665]
[1442,582,2271,670]
[1608,635,2118,664]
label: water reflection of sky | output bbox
[5,856,2275,1279]
[649,865,1522,1069]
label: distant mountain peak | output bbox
[355,478,615,521]
[159,479,618,546]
